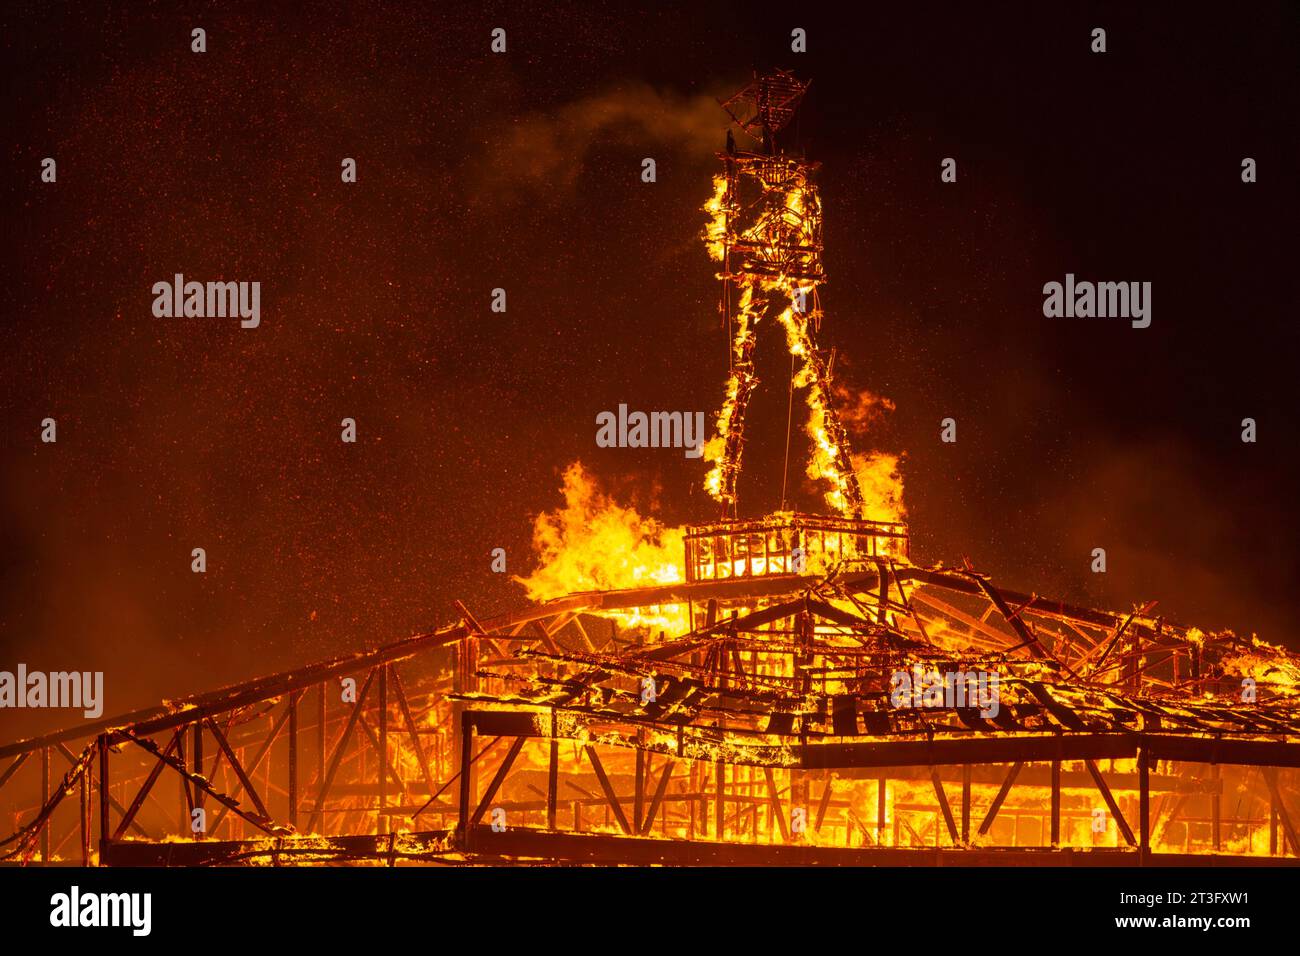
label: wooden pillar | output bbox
[458,719,474,850]
[714,761,725,840]
[715,627,728,841]
[1051,757,1062,847]
[97,735,110,863]
[1138,745,1150,862]
[288,691,299,829]
[79,763,91,866]
[877,776,887,845]
[40,746,50,862]
[176,733,187,833]
[452,637,480,835]
[1211,764,1222,852]
[317,681,327,787]
[378,666,388,835]
[876,561,889,624]
[634,748,645,835]
[192,722,204,837]
[961,765,971,844]
[546,738,558,830]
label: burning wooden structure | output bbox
[2,560,1298,866]
[1,72,1297,867]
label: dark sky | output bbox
[2,1,1297,737]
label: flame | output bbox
[702,174,729,261]
[703,285,760,506]
[1220,635,1300,697]
[515,462,688,634]
[850,452,906,525]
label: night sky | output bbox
[2,1,1297,738]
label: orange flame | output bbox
[515,462,688,633]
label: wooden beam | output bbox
[1263,768,1299,856]
[930,766,958,844]
[814,775,835,833]
[764,767,790,841]
[123,732,286,837]
[471,737,527,826]
[585,746,632,835]
[0,752,30,791]
[1084,759,1136,846]
[390,667,436,797]
[208,702,291,835]
[978,761,1023,836]
[634,749,645,833]
[1212,763,1222,851]
[639,760,675,835]
[1139,746,1150,857]
[204,717,270,821]
[307,668,375,833]
[112,731,180,840]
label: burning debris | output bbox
[1,71,1297,868]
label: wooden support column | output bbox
[634,748,645,834]
[97,735,110,863]
[877,776,887,845]
[1138,745,1150,862]
[378,665,388,835]
[715,626,728,841]
[317,681,327,788]
[458,719,474,850]
[1262,768,1299,857]
[714,761,725,840]
[175,732,187,833]
[288,691,299,829]
[546,738,559,830]
[876,561,889,624]
[1050,755,1062,847]
[961,764,971,843]
[192,721,204,837]
[1211,763,1222,851]
[80,763,91,866]
[40,745,50,862]
[453,636,480,837]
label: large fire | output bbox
[514,462,688,632]
[516,152,909,639]
[2,70,1296,871]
